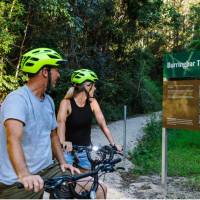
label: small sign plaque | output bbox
[163,80,200,130]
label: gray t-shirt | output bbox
[0,85,57,185]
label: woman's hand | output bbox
[62,141,72,152]
[112,144,123,152]
[60,163,80,175]
[116,144,123,152]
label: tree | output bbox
[1,0,200,119]
[0,0,25,99]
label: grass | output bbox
[130,114,162,175]
[168,129,200,176]
[130,114,200,186]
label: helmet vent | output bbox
[25,62,34,66]
[48,54,59,59]
[21,56,30,66]
[32,50,40,54]
[30,57,39,61]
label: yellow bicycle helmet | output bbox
[20,48,67,74]
[71,69,98,84]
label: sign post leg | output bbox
[123,105,127,159]
[161,127,167,198]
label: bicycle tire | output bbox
[69,182,90,199]
[49,182,74,199]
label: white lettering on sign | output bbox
[167,61,196,69]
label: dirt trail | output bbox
[91,114,150,151]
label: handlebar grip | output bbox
[16,182,24,189]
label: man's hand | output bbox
[19,174,44,192]
[60,163,80,175]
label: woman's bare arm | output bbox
[90,98,115,145]
[57,99,71,144]
[57,99,72,151]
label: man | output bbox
[0,48,106,199]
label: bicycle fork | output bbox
[90,168,99,199]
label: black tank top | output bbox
[65,98,93,146]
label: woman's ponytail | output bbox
[64,87,75,99]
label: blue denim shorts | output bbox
[64,148,91,170]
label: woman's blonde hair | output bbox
[64,86,75,99]
[64,84,86,99]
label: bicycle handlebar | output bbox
[17,145,123,199]
[43,157,122,190]
[17,157,122,188]
[72,144,122,166]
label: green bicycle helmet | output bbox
[71,69,98,84]
[20,48,67,74]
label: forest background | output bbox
[0,0,199,120]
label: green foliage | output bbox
[52,67,73,113]
[0,0,24,56]
[187,175,200,190]
[167,129,200,177]
[189,40,200,50]
[20,0,76,50]
[1,0,200,120]
[139,77,162,112]
[0,74,19,97]
[130,114,162,174]
[0,62,27,99]
[0,0,25,99]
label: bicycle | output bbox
[17,145,123,199]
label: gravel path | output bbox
[91,114,150,151]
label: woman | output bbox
[57,69,122,172]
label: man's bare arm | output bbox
[5,119,30,178]
[5,119,43,192]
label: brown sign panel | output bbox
[163,80,200,130]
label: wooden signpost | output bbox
[162,51,200,197]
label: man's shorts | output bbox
[0,162,71,199]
